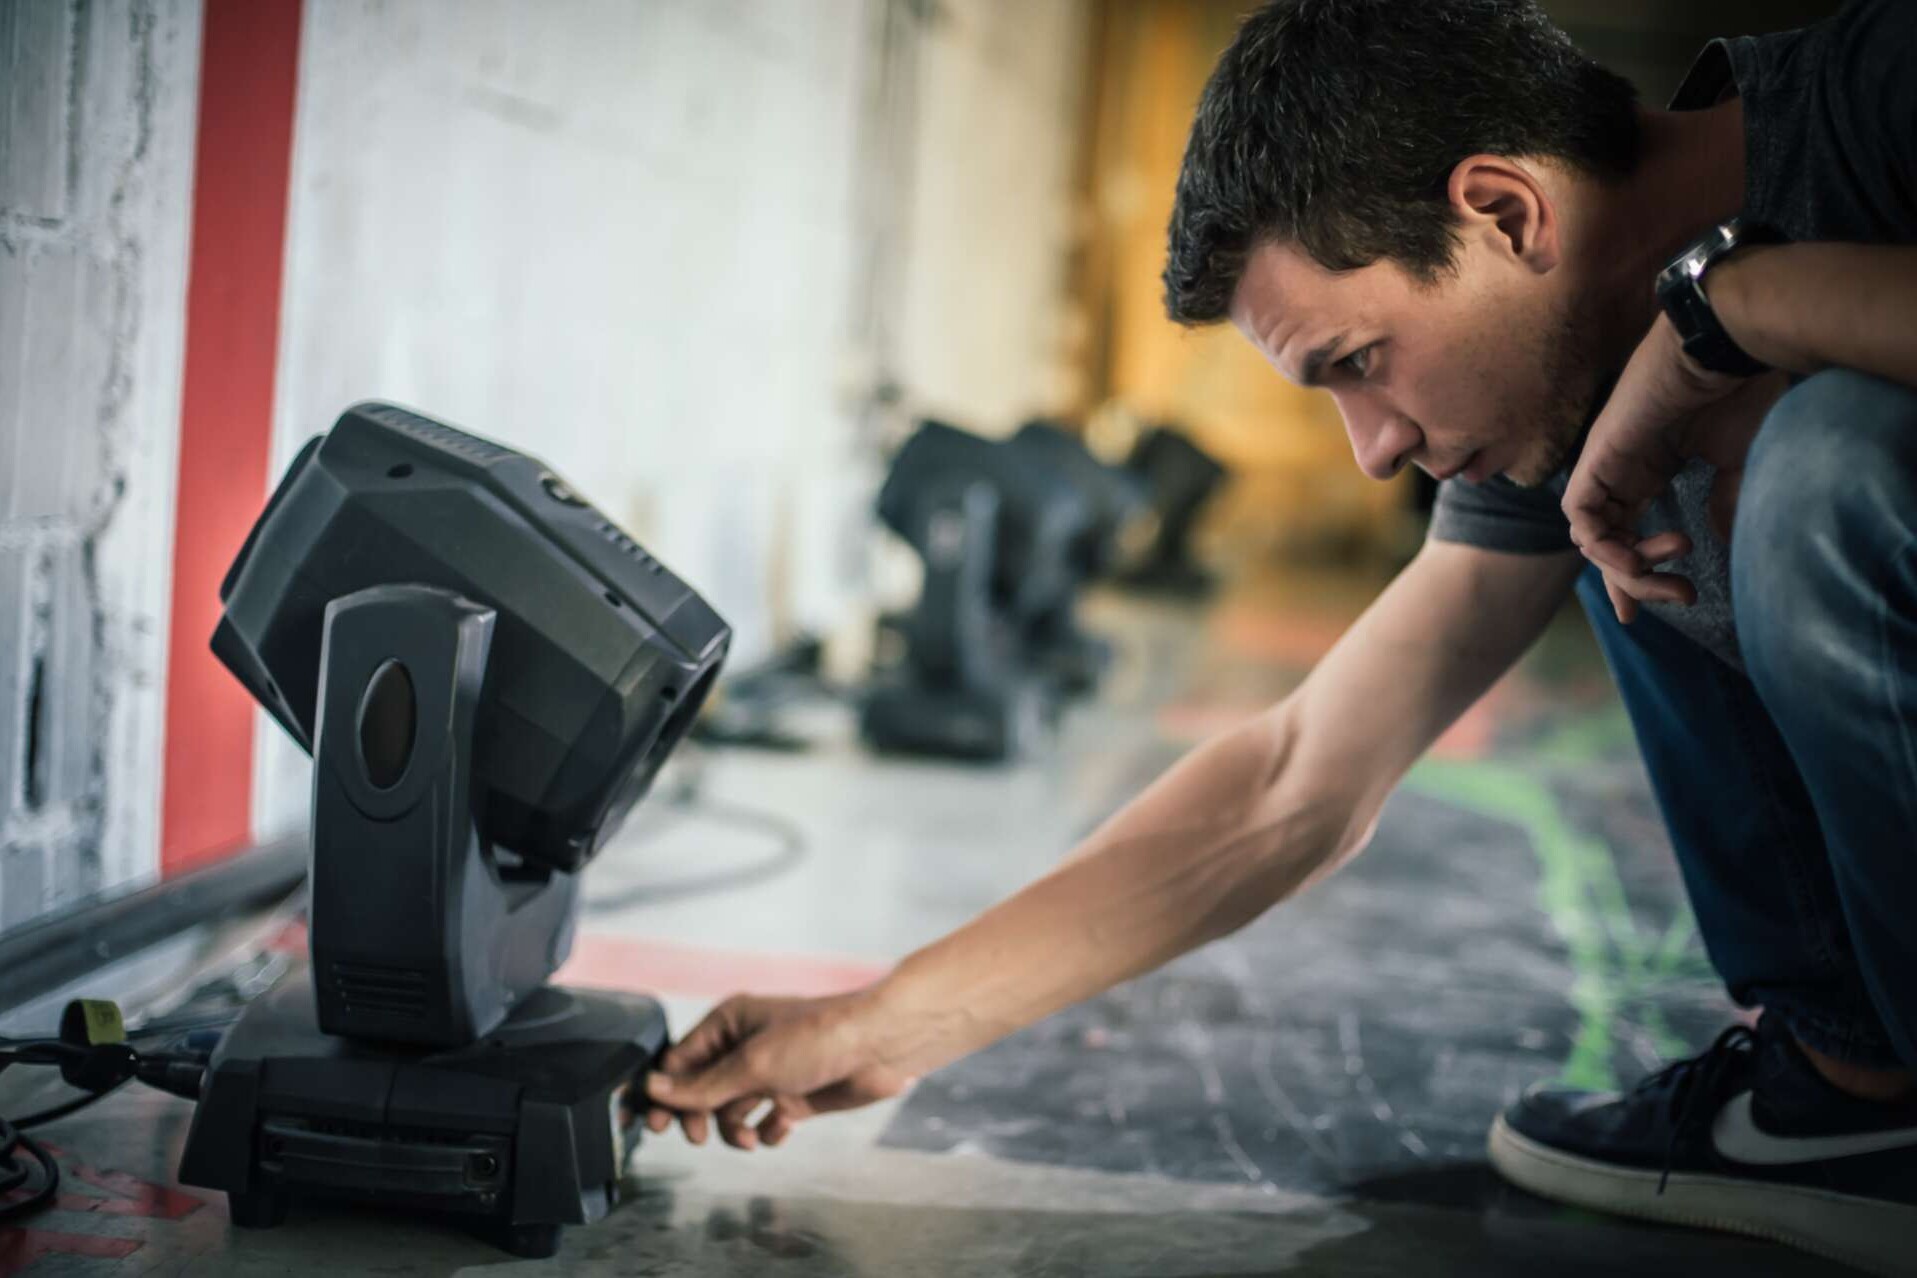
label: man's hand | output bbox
[640,990,913,1150]
[1561,311,1786,622]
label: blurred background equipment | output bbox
[1005,419,1152,694]
[860,415,1157,760]
[861,419,1088,761]
[1117,426,1230,596]
[689,635,834,753]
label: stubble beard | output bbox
[1502,305,1608,489]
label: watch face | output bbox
[1657,247,1698,292]
[1660,219,1741,292]
[1653,217,1777,377]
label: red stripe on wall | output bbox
[160,0,304,876]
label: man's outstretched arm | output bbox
[645,541,1583,1149]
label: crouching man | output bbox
[648,4,1917,1269]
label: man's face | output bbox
[1227,237,1602,487]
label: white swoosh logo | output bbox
[1711,1091,1917,1165]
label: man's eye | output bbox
[1337,346,1374,377]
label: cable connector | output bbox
[56,1000,135,1092]
[135,1056,206,1102]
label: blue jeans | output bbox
[1577,369,1917,1071]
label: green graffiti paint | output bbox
[1406,759,1620,1089]
[1405,706,1705,1091]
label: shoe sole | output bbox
[1488,1113,1916,1276]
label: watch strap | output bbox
[1655,219,1781,377]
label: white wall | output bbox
[1,0,1092,926]
[252,0,880,838]
[254,0,1092,839]
[0,0,200,929]
[896,0,1088,434]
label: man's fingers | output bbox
[645,1106,671,1134]
[1581,525,1697,626]
[1606,568,1696,607]
[644,1069,683,1106]
[1605,575,1638,625]
[1565,507,1627,554]
[648,1016,777,1113]
[1562,478,1644,552]
[716,1096,766,1151]
[1600,561,1698,625]
[658,996,757,1075]
[649,1055,757,1114]
[1582,536,1648,580]
[1624,569,1697,606]
[1632,531,1692,565]
[758,1100,802,1147]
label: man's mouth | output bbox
[1429,449,1484,483]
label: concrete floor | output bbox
[0,569,1851,1275]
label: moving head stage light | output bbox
[861,419,1094,760]
[1009,420,1148,580]
[177,403,729,1256]
[1006,420,1149,695]
[1120,425,1227,596]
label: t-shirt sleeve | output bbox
[1833,0,1917,224]
[1733,0,1917,243]
[1426,476,1575,554]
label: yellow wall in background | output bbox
[1071,0,1414,562]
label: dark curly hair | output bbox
[1163,0,1640,325]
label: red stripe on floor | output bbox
[0,1229,142,1275]
[556,935,889,1000]
[36,1147,205,1221]
[160,0,304,875]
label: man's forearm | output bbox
[865,702,1349,1078]
[1711,242,1917,385]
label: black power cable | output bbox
[0,1040,85,1224]
[0,1077,140,1223]
[1,1035,203,1224]
[583,795,808,913]
[0,1115,61,1222]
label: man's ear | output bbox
[1446,155,1560,273]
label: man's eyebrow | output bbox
[1296,337,1344,388]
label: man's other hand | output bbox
[640,991,913,1150]
[1562,312,1787,622]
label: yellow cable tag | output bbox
[64,998,128,1046]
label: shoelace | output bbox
[1634,1022,1757,1194]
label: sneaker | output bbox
[1488,1013,1917,1275]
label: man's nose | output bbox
[1339,403,1421,481]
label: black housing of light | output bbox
[214,402,728,875]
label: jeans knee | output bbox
[1732,369,1917,690]
[1741,370,1917,525]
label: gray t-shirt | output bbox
[1428,0,1917,670]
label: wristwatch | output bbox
[1655,218,1782,377]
